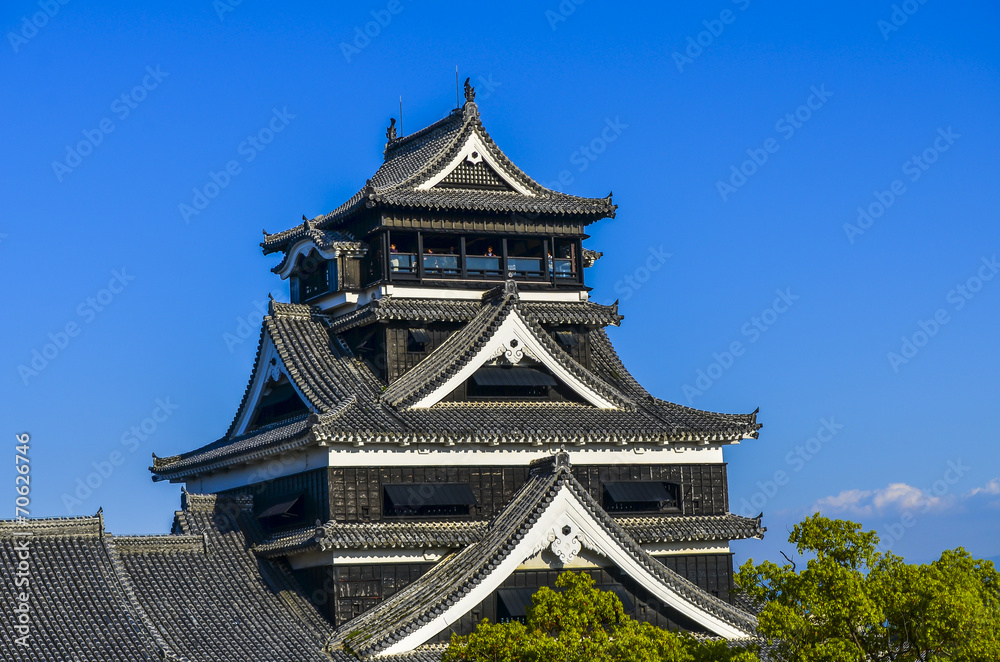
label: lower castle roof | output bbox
[253,513,766,557]
[0,461,762,660]
[330,454,758,658]
[152,288,760,481]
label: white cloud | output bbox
[874,482,946,512]
[810,477,1000,518]
[811,489,873,516]
[965,478,1000,498]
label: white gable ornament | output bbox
[416,131,535,196]
[412,309,617,409]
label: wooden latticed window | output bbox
[293,250,334,301]
[602,481,682,514]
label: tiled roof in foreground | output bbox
[151,293,761,481]
[0,496,332,662]
[254,513,765,558]
[0,514,164,662]
[328,454,758,659]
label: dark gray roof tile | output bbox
[0,500,334,662]
[380,281,633,410]
[153,296,760,480]
[327,297,622,334]
[262,103,615,255]
[253,513,764,559]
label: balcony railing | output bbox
[553,258,574,278]
[466,255,501,277]
[507,257,544,279]
[422,253,461,276]
[389,253,417,274]
[389,252,578,282]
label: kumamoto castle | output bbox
[1,84,767,661]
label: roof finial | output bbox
[464,77,476,104]
[386,117,397,142]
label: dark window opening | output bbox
[407,328,431,352]
[248,380,309,430]
[345,327,385,382]
[383,232,582,285]
[496,587,535,623]
[602,481,682,514]
[555,331,578,348]
[294,250,333,301]
[465,236,502,277]
[256,494,307,529]
[496,585,633,624]
[383,483,477,518]
[466,365,557,400]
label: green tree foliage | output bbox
[736,513,1000,661]
[443,572,759,662]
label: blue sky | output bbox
[2,0,998,568]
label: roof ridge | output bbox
[561,476,758,630]
[0,513,103,537]
[181,490,254,514]
[262,103,616,253]
[512,300,635,410]
[383,107,465,158]
[380,285,520,408]
[113,533,207,554]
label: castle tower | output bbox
[150,88,764,654]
